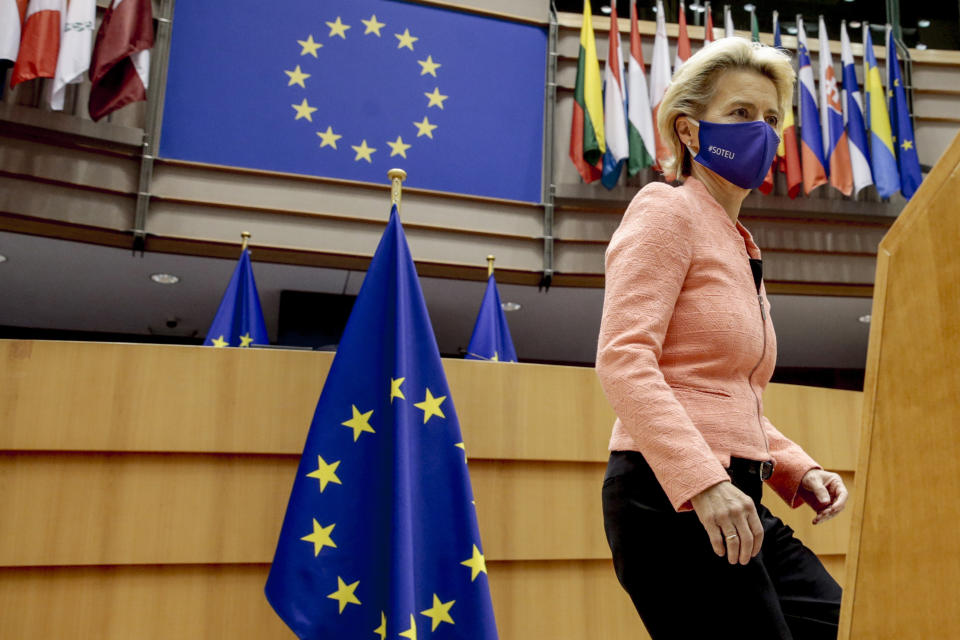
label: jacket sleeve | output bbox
[595,184,730,512]
[762,415,822,508]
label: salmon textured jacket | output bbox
[596,177,820,512]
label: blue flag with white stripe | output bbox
[265,205,497,640]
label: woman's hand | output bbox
[690,481,764,565]
[798,469,848,525]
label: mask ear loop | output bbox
[682,116,701,163]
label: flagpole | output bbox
[388,168,407,213]
[240,231,251,253]
[487,255,495,277]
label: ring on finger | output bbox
[725,533,739,541]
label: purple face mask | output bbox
[685,118,780,190]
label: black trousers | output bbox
[602,451,842,640]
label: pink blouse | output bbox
[596,176,820,512]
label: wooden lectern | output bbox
[839,132,960,638]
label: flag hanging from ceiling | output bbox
[862,24,899,199]
[10,0,65,89]
[796,16,827,194]
[773,11,802,198]
[48,0,95,110]
[750,9,759,42]
[886,26,922,199]
[265,205,498,640]
[627,0,655,175]
[649,0,671,174]
[724,5,734,38]
[88,0,153,121]
[818,16,852,196]
[205,248,269,348]
[0,0,28,96]
[755,9,773,195]
[465,273,517,363]
[840,20,873,196]
[570,0,604,183]
[601,1,628,189]
[161,0,546,203]
[703,1,715,43]
[673,1,690,74]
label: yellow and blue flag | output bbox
[159,0,546,203]
[204,249,268,347]
[862,25,898,199]
[265,205,497,640]
[886,27,922,199]
[465,274,517,363]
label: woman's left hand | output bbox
[798,469,848,525]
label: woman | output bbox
[596,38,849,639]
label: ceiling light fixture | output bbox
[850,21,862,29]
[0,254,7,264]
[150,273,180,285]
[918,19,930,28]
[600,5,611,14]
[743,3,755,12]
[916,43,928,50]
[859,314,871,324]
[501,302,522,312]
[787,26,798,35]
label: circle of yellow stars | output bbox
[296,374,487,635]
[285,13,448,166]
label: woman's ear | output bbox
[675,115,696,150]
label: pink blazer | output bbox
[596,177,820,512]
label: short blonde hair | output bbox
[657,37,795,179]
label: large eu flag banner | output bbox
[160,0,546,203]
[265,205,498,640]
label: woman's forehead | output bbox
[710,69,779,111]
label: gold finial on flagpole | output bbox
[240,231,251,252]
[388,168,407,212]
[487,255,495,277]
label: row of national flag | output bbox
[0,0,153,121]
[570,0,923,200]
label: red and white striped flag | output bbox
[649,0,672,173]
[626,0,655,174]
[673,1,691,74]
[48,0,95,110]
[10,0,65,88]
[703,2,715,44]
[88,0,153,121]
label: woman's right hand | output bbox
[690,480,764,565]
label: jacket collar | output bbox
[681,176,762,260]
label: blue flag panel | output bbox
[160,0,546,203]
[465,275,517,362]
[204,249,269,347]
[886,31,923,200]
[265,206,497,640]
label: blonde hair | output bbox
[657,37,795,179]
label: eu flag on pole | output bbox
[265,205,498,640]
[160,0,545,203]
[205,248,269,347]
[886,26,922,200]
[465,274,517,363]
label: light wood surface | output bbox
[839,130,960,639]
[0,340,860,639]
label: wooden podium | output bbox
[839,132,960,638]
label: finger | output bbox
[704,522,725,557]
[812,477,831,505]
[745,506,764,559]
[722,527,741,565]
[730,506,755,565]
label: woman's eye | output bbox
[733,108,748,118]
[766,115,779,126]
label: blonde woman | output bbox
[597,38,848,639]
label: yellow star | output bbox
[413,116,438,139]
[305,455,341,492]
[395,28,418,50]
[300,518,337,556]
[316,126,342,149]
[297,34,322,57]
[326,16,350,39]
[417,55,441,77]
[351,139,377,163]
[894,78,900,87]
[327,576,360,613]
[210,335,228,348]
[238,333,254,347]
[461,544,487,581]
[455,442,467,462]
[374,611,386,639]
[399,614,417,640]
[901,139,914,150]
[292,98,317,121]
[420,594,455,631]
[424,87,448,109]
[284,64,310,88]
[887,89,894,98]
[387,135,412,158]
[362,14,385,36]
[341,404,375,441]
[414,388,447,424]
[391,377,406,403]
[490,351,499,361]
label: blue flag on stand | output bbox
[886,27,923,199]
[204,249,269,347]
[265,206,498,640]
[465,275,517,363]
[160,0,546,203]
